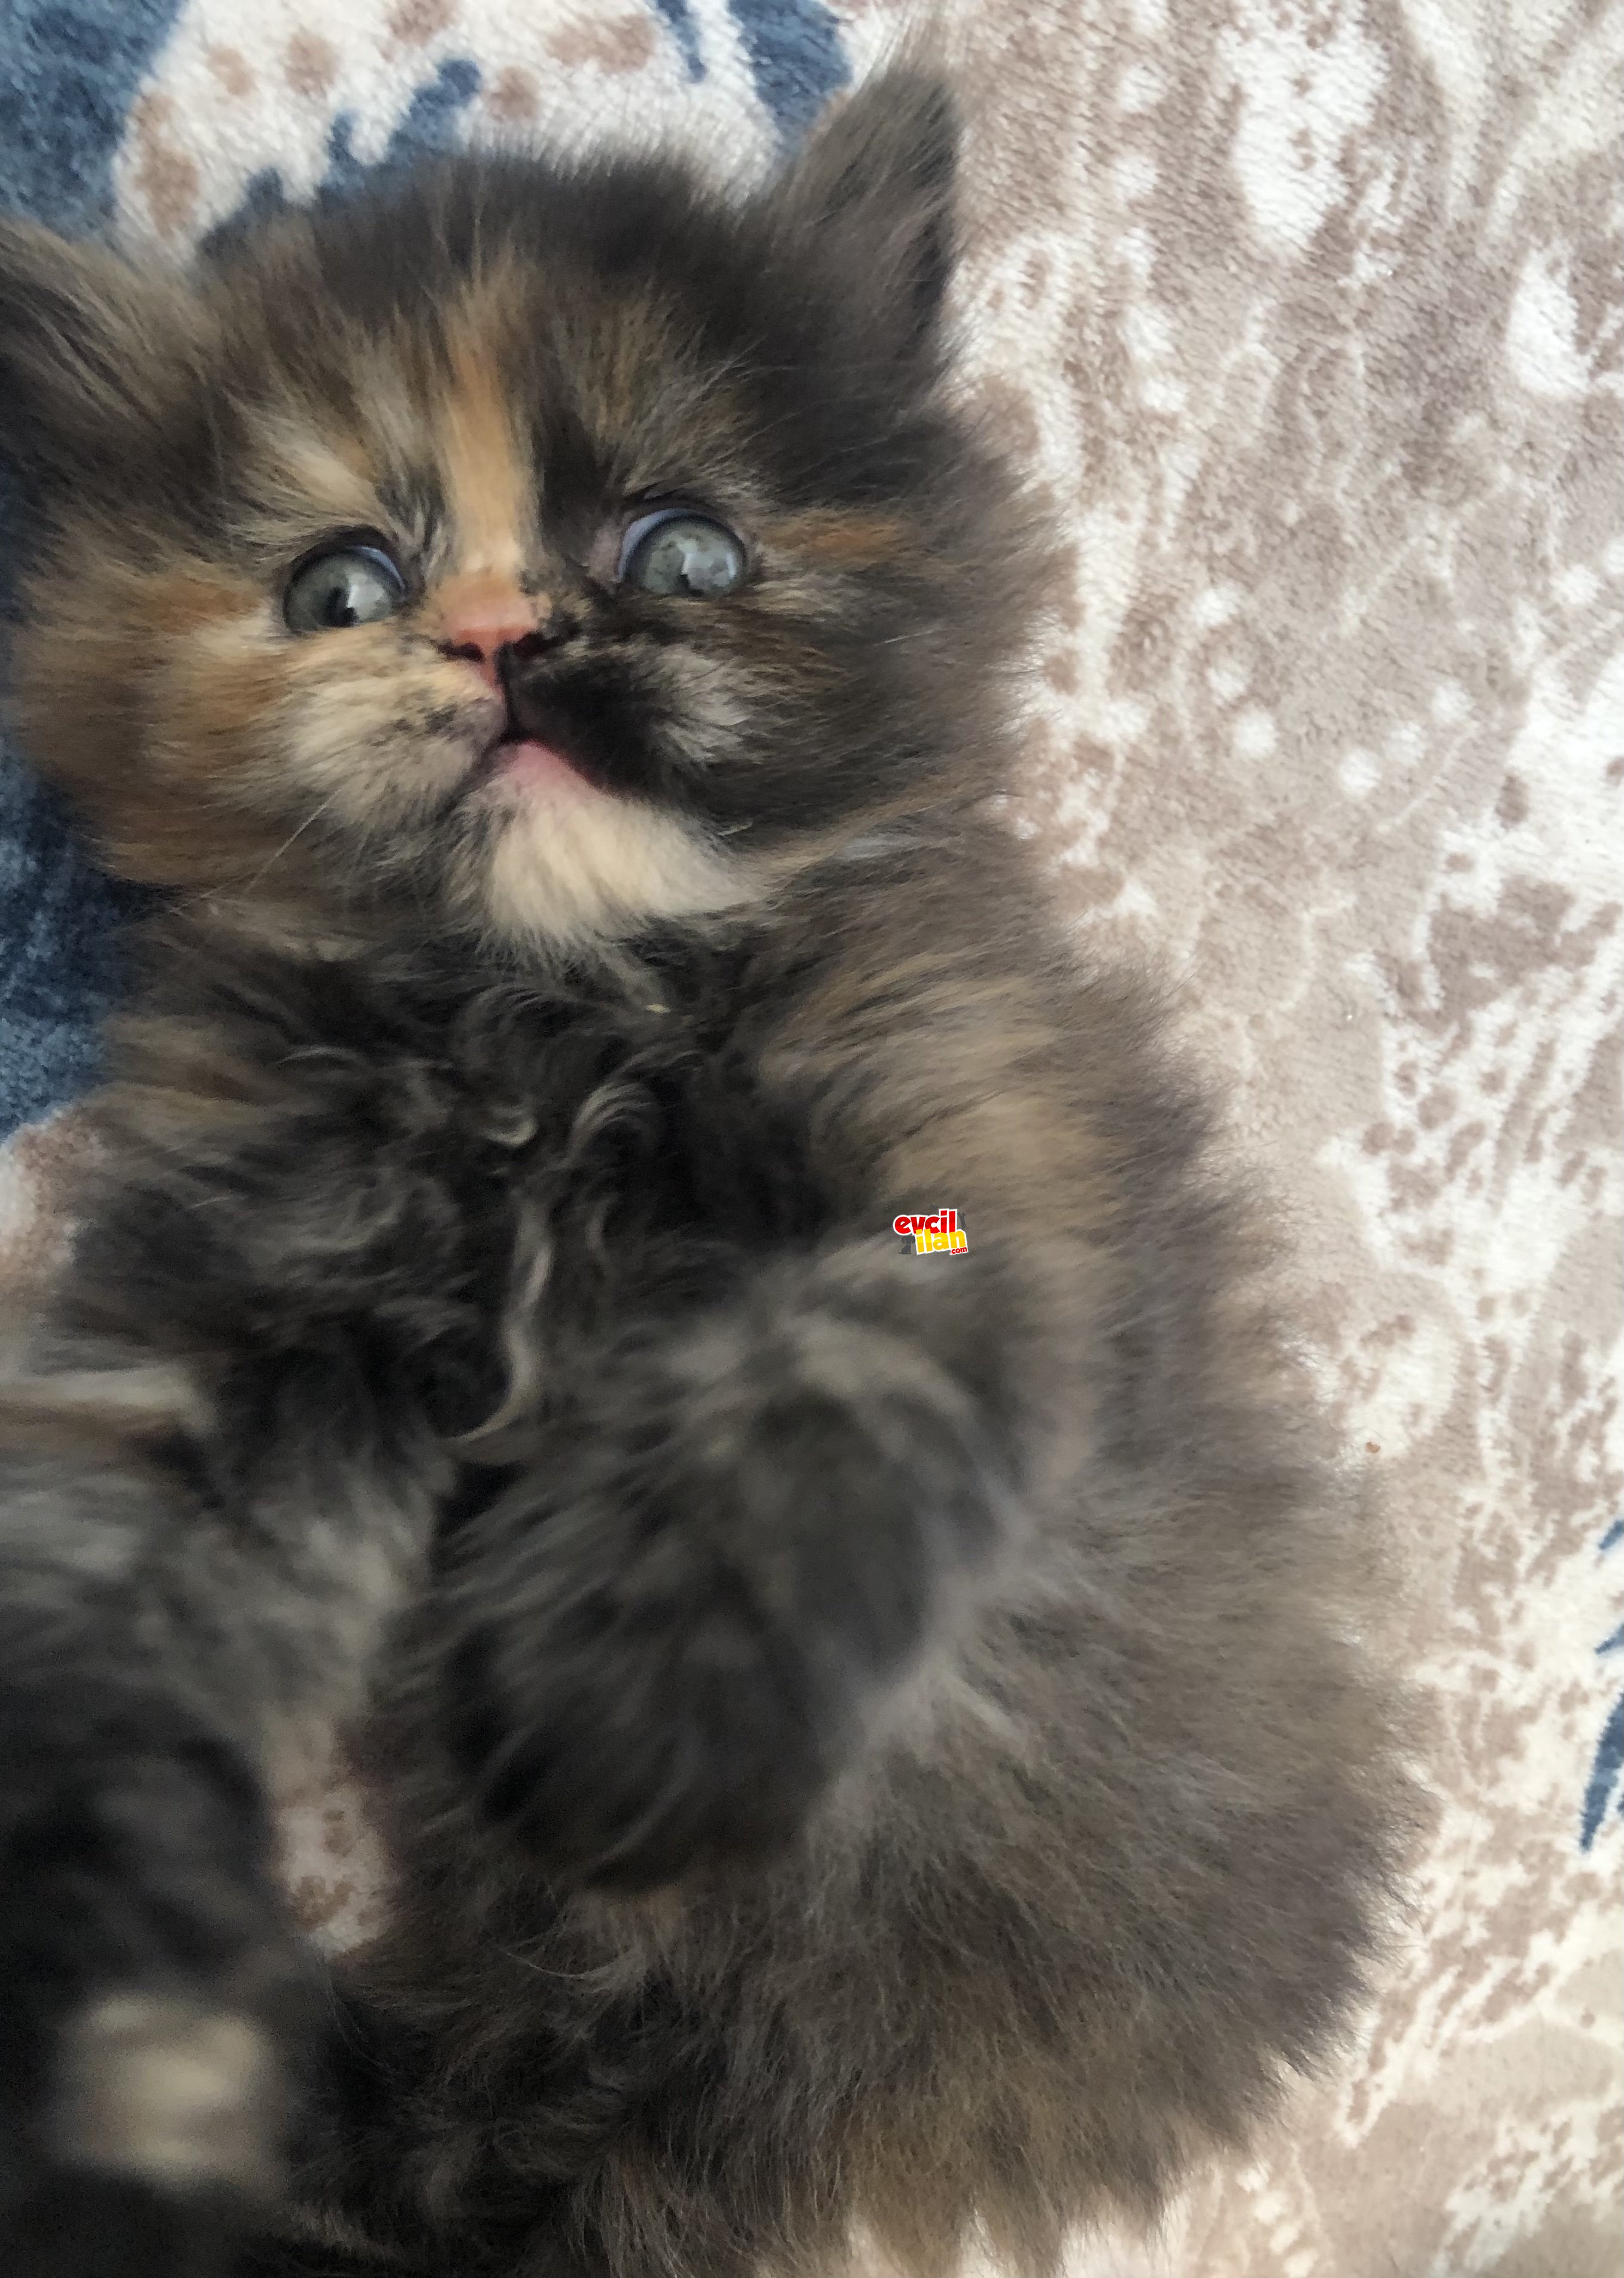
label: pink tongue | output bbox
[500,737,582,792]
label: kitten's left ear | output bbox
[776,70,960,367]
[0,215,198,493]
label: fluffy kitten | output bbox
[0,74,1404,2278]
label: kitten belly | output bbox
[268,1721,394,1959]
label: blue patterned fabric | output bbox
[1583,1518,1624,1850]
[0,0,848,1138]
[1,0,186,1135]
[0,0,186,228]
[724,0,848,137]
[649,0,705,81]
[210,57,487,253]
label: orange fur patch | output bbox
[438,305,534,580]
[773,510,909,569]
[12,557,282,885]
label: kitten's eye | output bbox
[283,543,408,633]
[617,510,746,599]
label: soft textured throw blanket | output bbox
[1,2,1619,2271]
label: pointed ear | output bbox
[0,217,196,490]
[776,71,960,366]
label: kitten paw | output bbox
[438,1331,998,1888]
[0,1708,309,2276]
[6,2001,277,2278]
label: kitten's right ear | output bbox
[776,70,960,370]
[0,216,195,488]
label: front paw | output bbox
[0,1703,309,2276]
[438,1334,997,1890]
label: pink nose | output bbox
[438,606,545,688]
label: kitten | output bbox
[0,73,1406,2278]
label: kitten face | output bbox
[1,78,1028,953]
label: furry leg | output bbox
[0,1354,447,2276]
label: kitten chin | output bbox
[468,776,762,950]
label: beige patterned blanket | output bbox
[0,2,1619,2270]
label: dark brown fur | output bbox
[0,75,1407,2278]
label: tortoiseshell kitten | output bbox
[0,74,1404,2278]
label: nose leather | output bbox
[440,621,544,688]
[437,581,569,687]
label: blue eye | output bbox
[617,509,746,599]
[284,542,407,633]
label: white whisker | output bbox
[213,789,348,900]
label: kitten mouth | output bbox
[470,724,597,804]
[479,673,682,810]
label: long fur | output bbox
[0,74,1406,2278]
